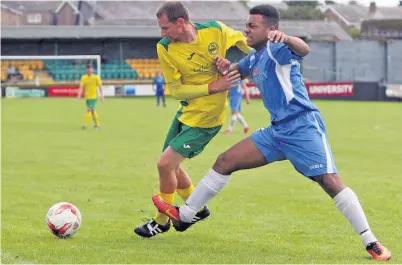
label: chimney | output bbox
[369,2,377,13]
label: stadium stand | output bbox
[1,60,42,81]
[45,60,138,81]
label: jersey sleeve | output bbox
[217,21,252,55]
[238,53,251,77]
[268,42,303,66]
[157,44,182,86]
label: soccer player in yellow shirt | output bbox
[134,1,251,238]
[77,64,104,129]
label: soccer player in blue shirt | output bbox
[152,72,166,107]
[152,4,391,261]
[224,79,251,135]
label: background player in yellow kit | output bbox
[77,64,104,129]
[134,1,251,238]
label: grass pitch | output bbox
[1,97,401,264]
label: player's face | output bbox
[86,67,93,75]
[244,14,270,50]
[158,14,183,42]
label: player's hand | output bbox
[246,98,251,104]
[268,30,288,43]
[214,56,231,75]
[100,96,104,103]
[209,70,241,94]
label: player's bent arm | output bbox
[168,80,210,100]
[169,82,230,99]
[170,71,241,99]
[284,36,310,57]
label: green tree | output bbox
[347,27,361,39]
[280,6,326,20]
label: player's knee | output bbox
[157,157,174,174]
[157,158,168,171]
[314,173,345,197]
[213,152,236,175]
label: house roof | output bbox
[1,3,22,15]
[2,0,79,13]
[324,3,402,27]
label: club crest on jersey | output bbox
[253,67,259,76]
[208,42,219,55]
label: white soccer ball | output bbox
[46,202,82,239]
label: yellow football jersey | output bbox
[157,21,251,128]
[80,74,102,99]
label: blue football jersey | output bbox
[153,76,165,93]
[238,41,318,123]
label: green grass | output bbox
[1,97,402,264]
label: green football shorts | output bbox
[86,99,97,110]
[162,111,222,159]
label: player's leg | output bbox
[237,112,250,134]
[162,94,167,107]
[313,174,391,261]
[154,116,185,224]
[82,100,92,129]
[156,94,160,107]
[224,97,239,134]
[88,99,100,128]
[178,135,276,224]
[281,111,390,260]
[175,166,211,221]
[157,146,185,194]
[175,167,194,200]
[135,113,218,237]
[224,110,237,134]
[133,146,184,238]
[234,100,250,134]
[153,126,286,229]
[134,113,182,237]
[155,121,219,215]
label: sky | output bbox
[249,0,400,7]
